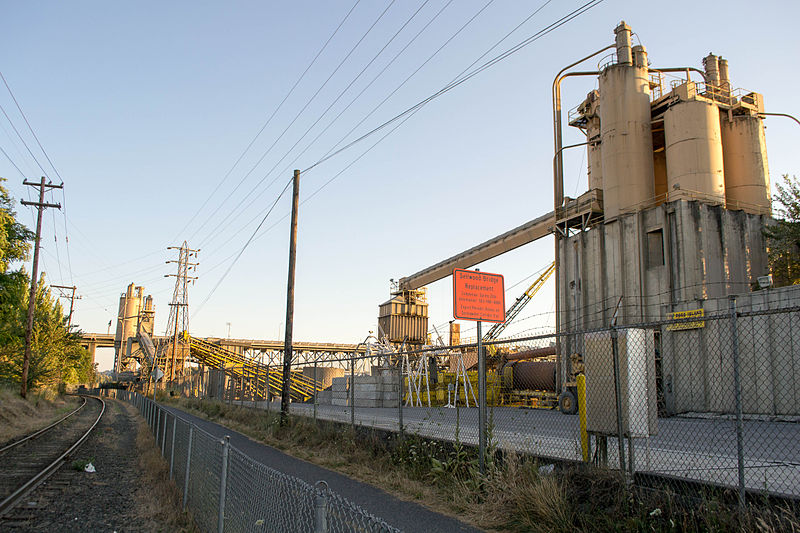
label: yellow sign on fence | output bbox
[667,308,705,330]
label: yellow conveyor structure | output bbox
[182,332,323,402]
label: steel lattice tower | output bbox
[163,241,199,383]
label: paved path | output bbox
[162,405,481,533]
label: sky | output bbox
[1,0,798,371]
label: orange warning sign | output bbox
[453,269,505,323]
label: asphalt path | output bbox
[161,405,481,533]
[277,401,800,497]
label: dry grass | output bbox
[0,384,75,444]
[165,397,800,533]
[133,406,199,533]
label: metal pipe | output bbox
[730,296,746,509]
[759,112,800,127]
[552,51,609,394]
[477,319,485,475]
[217,436,230,533]
[183,426,193,511]
[611,327,626,475]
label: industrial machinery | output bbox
[182,332,323,401]
[483,262,555,341]
[378,286,428,345]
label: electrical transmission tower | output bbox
[163,242,198,385]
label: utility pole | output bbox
[20,177,62,398]
[280,169,300,425]
[165,242,199,387]
[52,284,81,330]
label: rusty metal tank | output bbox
[721,113,770,214]
[599,22,654,219]
[664,99,726,204]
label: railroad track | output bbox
[0,395,105,521]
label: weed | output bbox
[71,457,94,471]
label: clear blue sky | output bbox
[1,1,797,371]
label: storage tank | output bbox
[378,289,428,345]
[599,22,654,219]
[114,284,143,372]
[502,361,557,391]
[721,114,770,214]
[664,99,726,204]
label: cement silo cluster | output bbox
[113,283,154,374]
[556,22,792,416]
[569,21,770,222]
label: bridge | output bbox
[80,332,366,370]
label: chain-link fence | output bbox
[125,296,800,514]
[113,390,400,533]
[224,299,799,509]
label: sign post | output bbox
[453,268,505,475]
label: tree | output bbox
[0,179,92,390]
[0,177,33,274]
[764,174,800,286]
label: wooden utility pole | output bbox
[52,284,80,330]
[280,169,300,425]
[20,177,62,398]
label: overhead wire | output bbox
[197,0,437,251]
[1,70,74,286]
[193,178,294,316]
[317,0,550,170]
[187,0,397,246]
[303,0,603,174]
[194,0,602,306]
[170,0,363,244]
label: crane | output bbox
[483,262,556,341]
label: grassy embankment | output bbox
[164,396,797,533]
[0,385,79,445]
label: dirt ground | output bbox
[2,398,196,532]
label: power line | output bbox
[0,70,75,286]
[304,0,603,174]
[193,178,294,316]
[171,0,363,243]
[197,0,435,251]
[187,0,396,246]
[0,144,25,176]
[193,1,595,290]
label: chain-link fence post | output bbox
[183,425,193,512]
[729,295,746,509]
[397,355,404,437]
[314,480,329,533]
[266,361,271,413]
[610,326,626,475]
[217,435,230,533]
[161,410,168,456]
[169,413,177,479]
[350,354,355,431]
[156,407,162,448]
[477,320,486,476]
[313,358,318,424]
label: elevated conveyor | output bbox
[183,333,323,401]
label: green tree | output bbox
[0,179,92,390]
[0,177,33,274]
[765,174,800,286]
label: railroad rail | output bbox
[0,395,106,517]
